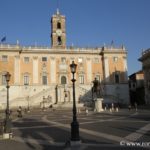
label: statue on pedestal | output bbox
[92,78,104,112]
[92,78,103,99]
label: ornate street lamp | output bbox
[70,61,80,143]
[4,72,12,134]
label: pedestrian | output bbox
[116,107,119,112]
[17,106,22,118]
[85,108,88,116]
[128,104,131,111]
[134,102,138,112]
[111,103,114,111]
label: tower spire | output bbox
[56,0,60,15]
[56,8,60,15]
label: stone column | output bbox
[104,57,109,82]
[14,55,20,85]
[50,57,56,84]
[86,58,92,83]
[33,56,39,84]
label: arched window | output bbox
[57,22,61,29]
[57,36,62,45]
[61,76,67,84]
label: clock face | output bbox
[56,29,62,36]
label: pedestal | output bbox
[3,133,13,139]
[94,98,104,112]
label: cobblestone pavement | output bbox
[0,108,150,150]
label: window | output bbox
[79,75,84,84]
[78,57,83,63]
[57,22,61,29]
[61,76,67,84]
[42,76,47,85]
[2,55,8,62]
[57,36,62,45]
[115,74,120,83]
[2,75,6,85]
[113,57,118,62]
[61,57,66,63]
[24,57,29,63]
[94,58,99,63]
[42,57,47,62]
[24,75,29,85]
[70,58,75,63]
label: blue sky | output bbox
[0,0,150,75]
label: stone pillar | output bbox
[86,58,92,83]
[94,98,104,112]
[14,56,20,85]
[50,57,56,84]
[33,56,39,84]
[104,57,109,82]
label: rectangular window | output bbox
[78,57,83,63]
[70,58,75,63]
[24,75,29,85]
[42,76,47,85]
[24,57,30,63]
[2,75,6,85]
[2,55,8,62]
[61,57,66,63]
[113,57,118,62]
[94,58,99,63]
[42,57,47,62]
[79,75,84,84]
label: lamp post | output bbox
[4,72,12,134]
[70,61,80,143]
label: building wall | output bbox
[139,49,150,104]
[0,45,129,108]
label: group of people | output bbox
[128,102,138,111]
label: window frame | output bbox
[42,57,47,62]
[24,75,29,85]
[24,57,30,63]
[42,75,47,85]
[2,55,8,62]
[79,75,84,84]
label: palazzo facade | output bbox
[0,10,129,108]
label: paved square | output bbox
[0,108,150,150]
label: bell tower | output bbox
[51,9,66,48]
